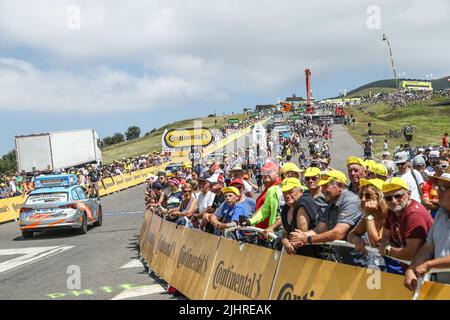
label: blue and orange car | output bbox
[19,174,102,238]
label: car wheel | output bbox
[22,231,33,239]
[94,207,103,227]
[77,213,88,235]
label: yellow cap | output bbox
[382,177,409,193]
[318,170,348,186]
[369,163,388,177]
[221,186,240,196]
[304,167,322,177]
[280,162,304,174]
[280,178,304,192]
[182,162,192,169]
[359,178,385,191]
[364,159,376,169]
[167,172,174,178]
[347,156,366,168]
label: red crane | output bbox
[305,68,312,114]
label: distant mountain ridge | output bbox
[328,76,450,99]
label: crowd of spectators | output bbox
[145,115,450,294]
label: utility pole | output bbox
[382,34,399,88]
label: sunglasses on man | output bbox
[305,176,319,182]
[384,192,406,202]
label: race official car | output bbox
[19,174,102,239]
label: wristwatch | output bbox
[307,236,313,245]
[384,245,392,256]
[365,215,374,221]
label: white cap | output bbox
[429,151,440,158]
[418,148,425,153]
[382,151,390,156]
[394,151,409,164]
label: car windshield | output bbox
[26,192,68,205]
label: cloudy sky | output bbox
[0,0,449,154]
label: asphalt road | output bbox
[0,130,254,301]
[0,122,362,300]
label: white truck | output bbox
[15,129,102,174]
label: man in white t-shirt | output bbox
[191,175,216,228]
[393,151,424,203]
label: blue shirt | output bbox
[215,202,252,224]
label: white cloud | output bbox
[0,0,448,113]
[0,58,224,113]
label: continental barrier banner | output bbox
[170,227,221,300]
[138,217,450,300]
[150,219,185,283]
[204,238,280,300]
[269,253,412,300]
[0,195,26,224]
[139,210,153,249]
[418,280,450,300]
[141,213,163,266]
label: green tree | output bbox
[111,132,125,144]
[0,150,17,174]
[125,126,141,141]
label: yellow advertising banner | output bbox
[139,210,153,249]
[270,253,412,300]
[163,128,213,149]
[418,280,450,300]
[204,238,280,300]
[123,173,134,187]
[170,228,221,300]
[100,177,117,195]
[150,220,185,283]
[0,195,26,223]
[141,213,163,265]
[113,175,126,188]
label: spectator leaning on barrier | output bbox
[379,177,433,275]
[393,151,424,203]
[404,168,450,290]
[191,174,215,229]
[280,178,320,256]
[347,156,367,195]
[168,183,198,224]
[289,170,363,266]
[347,178,387,269]
[245,174,285,236]
[210,186,250,233]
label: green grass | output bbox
[347,87,400,98]
[102,113,249,164]
[346,97,450,157]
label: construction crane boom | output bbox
[382,33,398,87]
[305,68,312,114]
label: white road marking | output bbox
[120,259,143,269]
[104,211,144,216]
[111,284,166,300]
[0,246,74,275]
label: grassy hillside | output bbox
[347,87,399,98]
[102,113,248,164]
[346,96,450,157]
